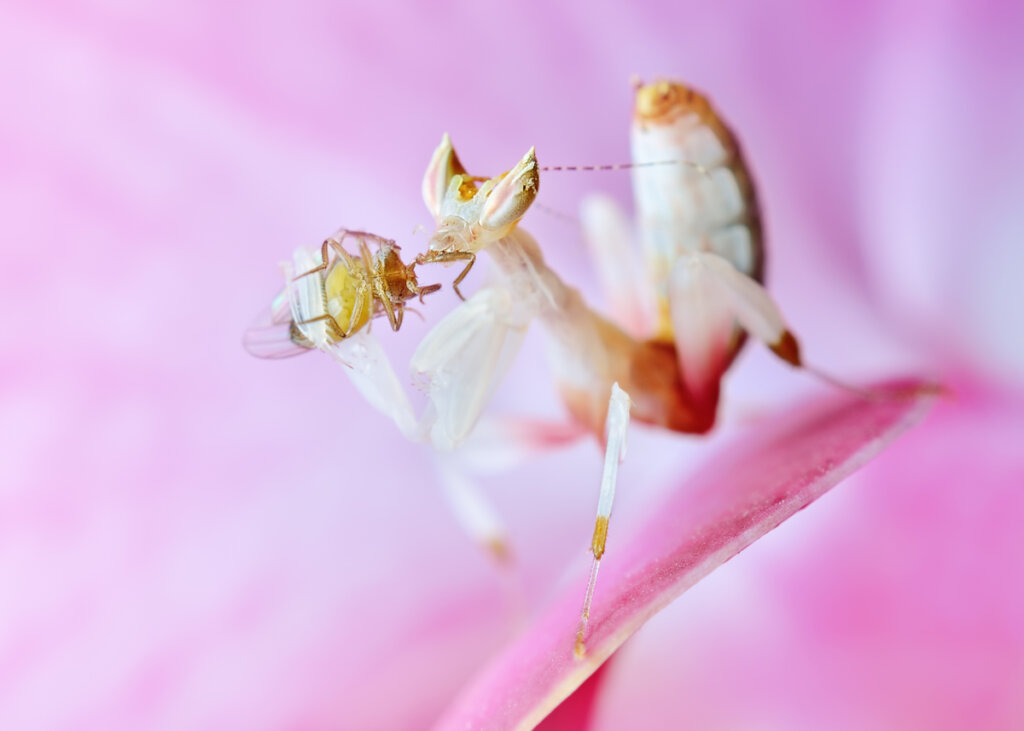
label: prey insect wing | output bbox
[247,229,442,364]
[243,286,314,359]
[288,247,337,350]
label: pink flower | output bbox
[1,2,1019,729]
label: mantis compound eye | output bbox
[479,147,539,231]
[422,133,467,221]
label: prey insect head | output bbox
[261,230,444,356]
[375,241,442,304]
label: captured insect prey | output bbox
[243,228,441,360]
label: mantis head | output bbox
[421,134,540,256]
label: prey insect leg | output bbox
[346,286,367,337]
[412,280,442,304]
[408,258,442,304]
[379,288,400,331]
[292,231,355,280]
[332,237,359,273]
[575,382,631,658]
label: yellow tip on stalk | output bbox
[574,631,587,659]
[590,516,609,560]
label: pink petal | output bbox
[436,379,937,730]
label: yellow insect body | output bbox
[325,261,372,337]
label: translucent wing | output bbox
[244,246,334,359]
[243,286,313,359]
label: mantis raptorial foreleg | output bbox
[411,286,533,451]
[574,382,631,658]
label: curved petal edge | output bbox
[435,379,939,731]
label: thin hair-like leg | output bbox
[293,230,355,280]
[409,269,442,304]
[378,287,400,331]
[418,250,477,300]
[436,456,529,630]
[575,382,631,658]
[346,286,367,338]
[449,253,476,300]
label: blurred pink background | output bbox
[2,1,1022,729]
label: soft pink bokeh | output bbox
[2,1,1022,729]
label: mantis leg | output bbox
[436,457,511,564]
[693,252,801,366]
[575,382,631,658]
[580,194,650,336]
[418,250,477,300]
[450,253,476,301]
[330,331,420,440]
[411,285,533,451]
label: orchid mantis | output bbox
[248,77,810,657]
[411,79,805,653]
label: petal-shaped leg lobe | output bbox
[580,194,649,336]
[411,286,531,450]
[330,332,420,440]
[667,252,803,426]
[667,253,735,418]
